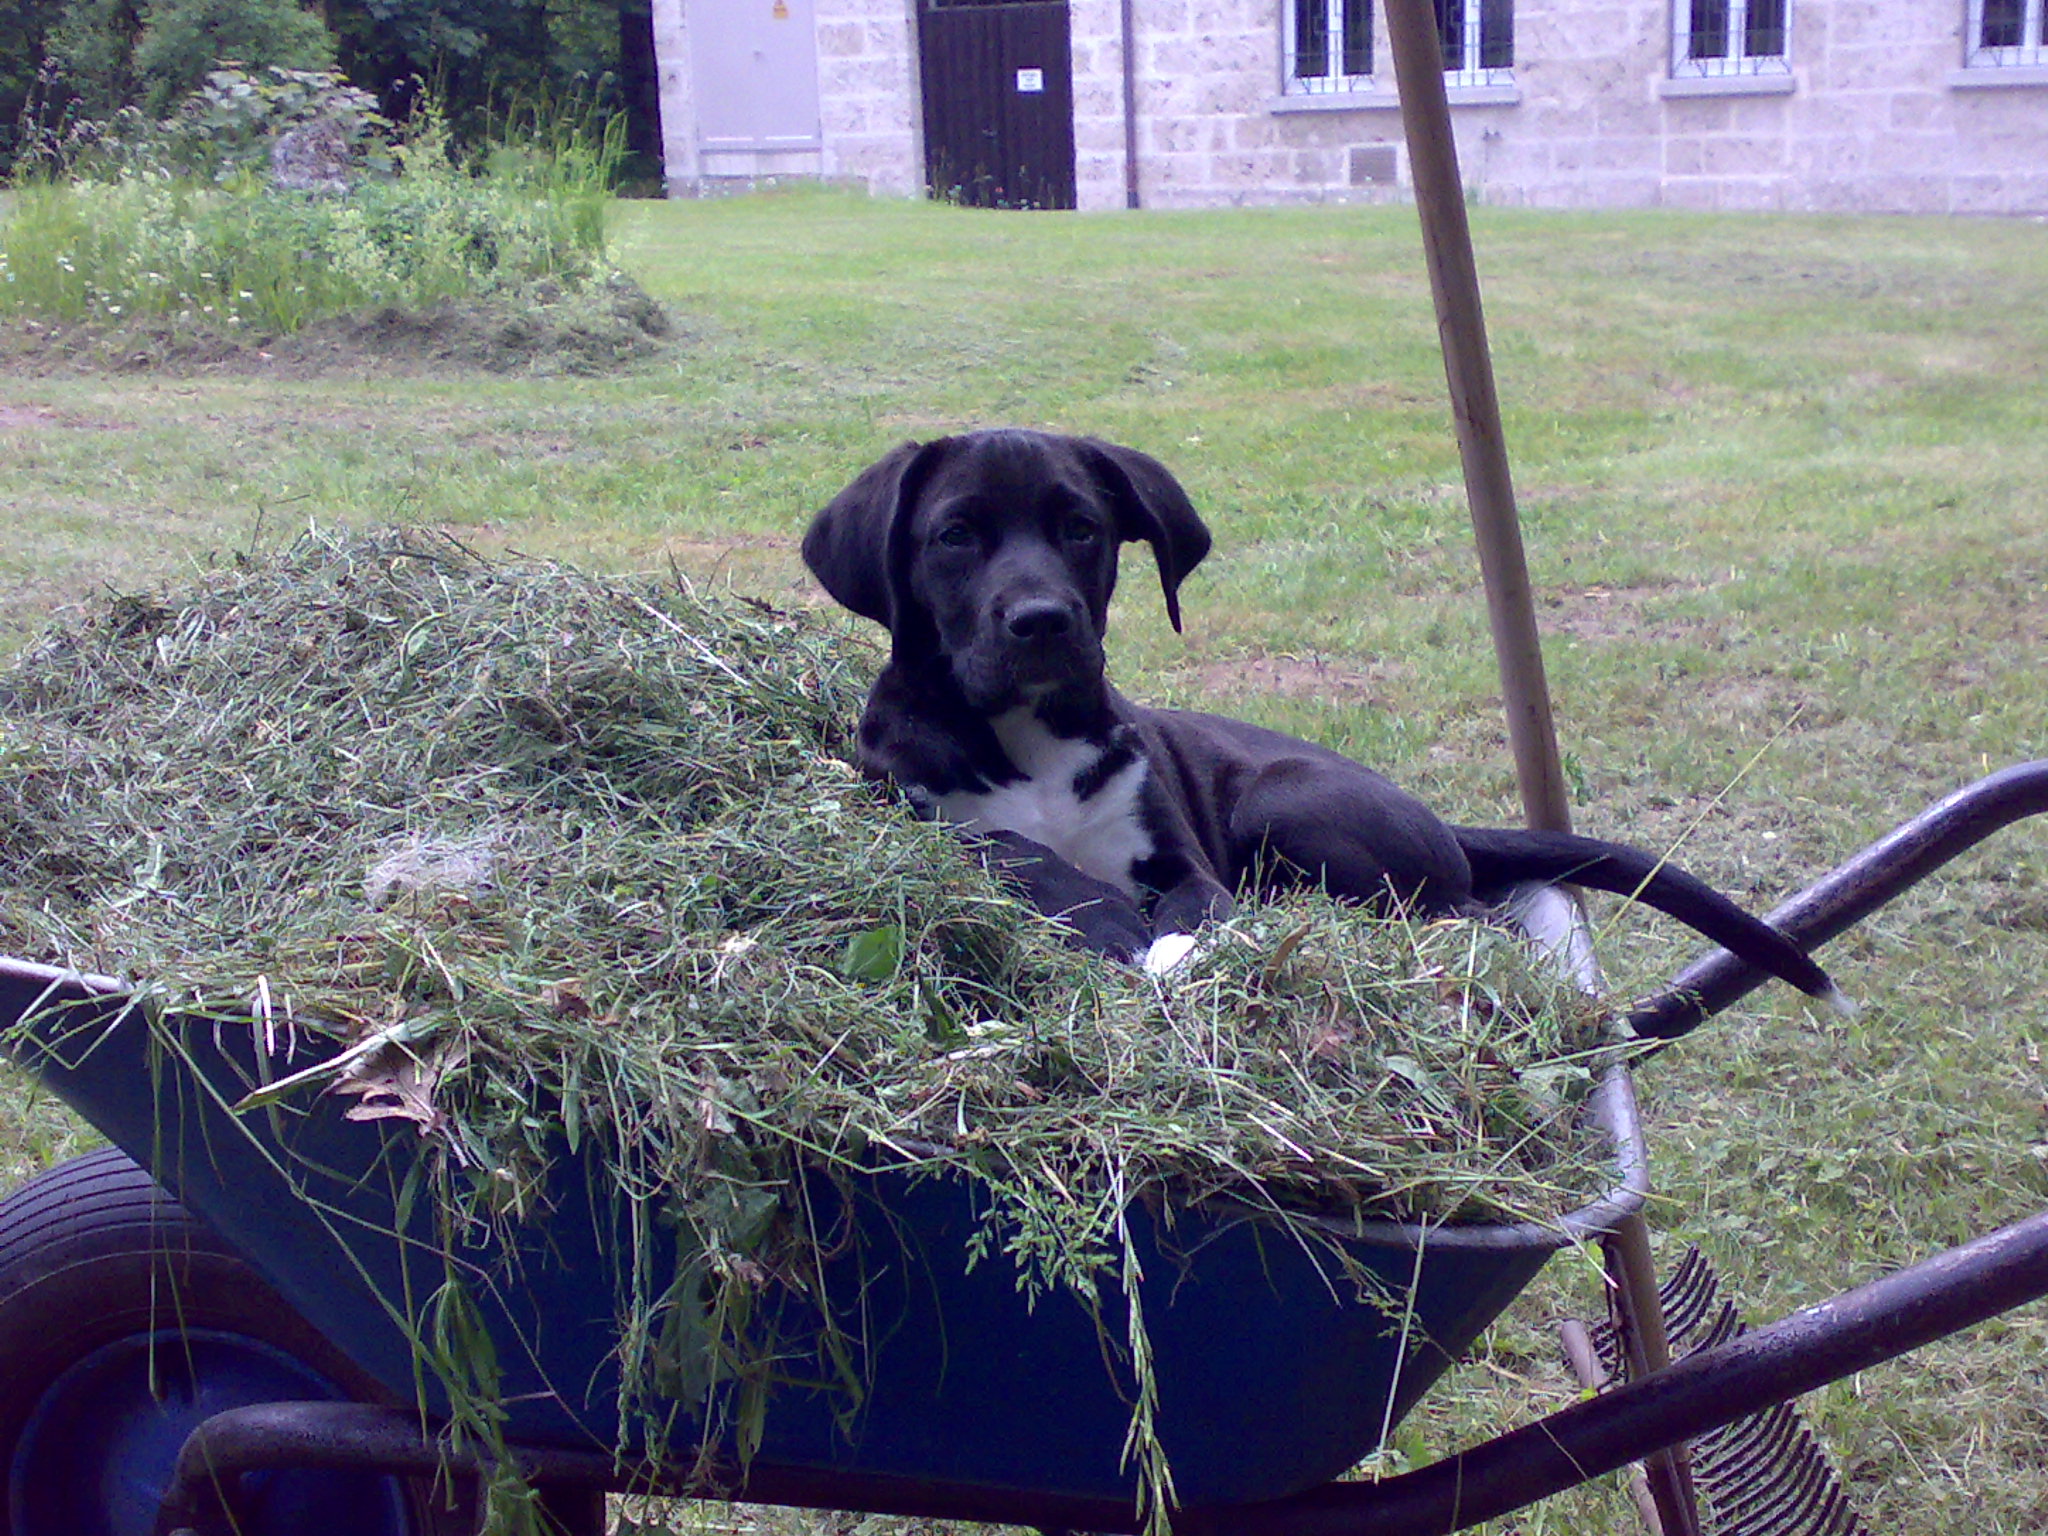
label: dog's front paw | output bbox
[1141,932,1202,975]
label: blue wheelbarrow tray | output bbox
[0,951,1645,1519]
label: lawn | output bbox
[3,187,2045,1533]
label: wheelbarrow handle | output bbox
[1180,1201,2048,1536]
[1628,759,2048,1039]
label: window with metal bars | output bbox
[1435,0,1514,80]
[1673,0,1790,76]
[1285,0,1375,93]
[1967,0,2048,64]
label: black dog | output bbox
[803,427,1845,1011]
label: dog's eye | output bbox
[934,523,976,550]
[1063,516,1103,545]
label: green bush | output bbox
[0,106,618,334]
[41,0,143,122]
[167,65,392,181]
[44,0,336,121]
[130,0,336,117]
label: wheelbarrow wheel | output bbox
[0,1147,466,1536]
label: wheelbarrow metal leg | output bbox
[1603,1211,1699,1536]
[152,1400,605,1536]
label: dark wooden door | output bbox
[918,0,1077,210]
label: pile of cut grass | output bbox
[0,274,674,378]
[0,528,1622,1513]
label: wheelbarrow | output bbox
[5,2,2043,1526]
[3,760,2046,1536]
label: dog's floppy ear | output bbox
[803,440,940,631]
[1075,438,1212,633]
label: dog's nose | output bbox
[1005,599,1075,642]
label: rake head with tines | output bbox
[1575,1245,1874,1536]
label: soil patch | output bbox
[1190,652,1403,704]
[0,276,678,380]
[1539,582,1712,645]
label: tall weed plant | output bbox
[481,77,634,204]
[0,93,620,334]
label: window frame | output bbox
[1672,0,1793,79]
[1436,0,1515,87]
[1966,0,2048,66]
[1283,0,1377,96]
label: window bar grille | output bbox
[1287,0,1374,91]
[1295,0,1331,80]
[1433,0,1511,80]
[1676,0,1790,76]
[1969,0,2047,64]
[1344,0,1373,75]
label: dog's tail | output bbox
[1453,825,1851,1015]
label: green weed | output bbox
[0,103,617,334]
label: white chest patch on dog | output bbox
[932,709,1154,895]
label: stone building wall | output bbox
[655,0,2048,214]
[815,0,924,197]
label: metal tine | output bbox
[1701,1409,1805,1507]
[1588,1243,1738,1372]
[1708,1404,1804,1482]
[1735,1480,1841,1536]
[1711,1436,1827,1530]
[1569,1245,1875,1536]
[1704,1408,1871,1536]
[1660,1249,1723,1342]
[1706,1406,1822,1483]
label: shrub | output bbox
[130,0,336,117]
[0,93,620,335]
[43,0,336,121]
[167,65,392,182]
[41,0,143,122]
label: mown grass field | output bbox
[4,188,2047,1533]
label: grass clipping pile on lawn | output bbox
[0,528,1618,1504]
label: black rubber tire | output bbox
[0,1147,466,1536]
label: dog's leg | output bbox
[1223,757,1479,911]
[976,829,1152,960]
[1138,869,1235,975]
[1146,867,1235,937]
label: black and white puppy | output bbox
[803,427,1846,1011]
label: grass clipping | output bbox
[0,528,1619,1507]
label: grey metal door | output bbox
[918,0,1077,210]
[695,0,823,164]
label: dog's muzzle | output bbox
[956,595,1103,708]
[1004,596,1081,646]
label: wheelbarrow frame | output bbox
[3,762,2046,1536]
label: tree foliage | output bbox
[40,0,333,121]
[1,4,62,169]
[42,1,142,120]
[131,0,336,116]
[326,0,660,182]
[4,0,662,182]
